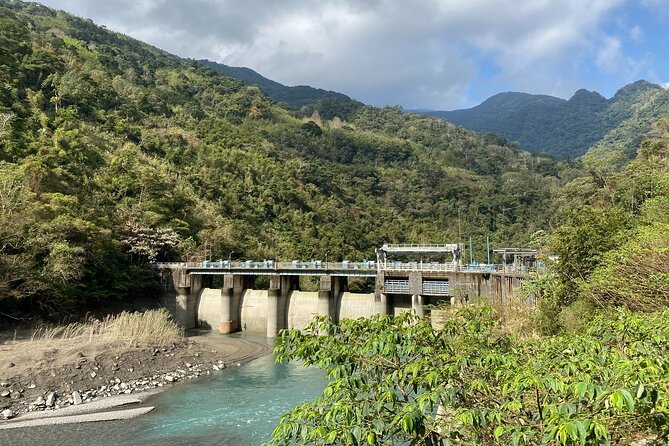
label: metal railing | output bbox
[384,279,410,293]
[153,261,545,275]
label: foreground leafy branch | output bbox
[266,307,669,445]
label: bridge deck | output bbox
[154,261,539,277]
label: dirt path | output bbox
[0,332,272,422]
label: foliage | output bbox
[268,306,669,445]
[538,119,669,332]
[581,223,669,311]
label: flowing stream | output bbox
[0,334,326,446]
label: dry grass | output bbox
[433,295,541,339]
[489,296,541,339]
[28,308,183,348]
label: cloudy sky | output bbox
[38,0,669,110]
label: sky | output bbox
[37,0,669,110]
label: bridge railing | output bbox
[152,261,545,275]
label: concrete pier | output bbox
[411,294,425,318]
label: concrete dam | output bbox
[156,244,537,337]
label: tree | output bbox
[267,307,669,445]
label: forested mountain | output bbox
[197,59,363,120]
[0,0,571,318]
[422,81,669,158]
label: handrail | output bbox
[152,261,544,275]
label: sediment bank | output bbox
[0,333,272,425]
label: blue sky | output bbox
[38,0,669,110]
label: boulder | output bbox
[45,392,56,407]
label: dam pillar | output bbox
[412,294,425,318]
[233,275,252,326]
[175,286,190,328]
[318,276,335,320]
[187,275,203,329]
[168,268,195,329]
[219,275,239,334]
[409,272,424,318]
[374,271,389,315]
[267,275,281,338]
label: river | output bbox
[0,334,326,446]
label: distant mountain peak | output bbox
[196,59,362,119]
[417,80,669,158]
[613,79,662,98]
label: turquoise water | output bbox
[0,335,326,446]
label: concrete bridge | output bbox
[155,245,539,337]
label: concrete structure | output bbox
[157,247,534,337]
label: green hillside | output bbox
[423,81,669,158]
[0,0,569,318]
[197,59,363,120]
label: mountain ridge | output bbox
[197,59,364,120]
[419,80,669,158]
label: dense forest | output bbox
[0,1,570,320]
[423,81,669,158]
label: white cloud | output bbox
[596,36,626,73]
[38,0,628,109]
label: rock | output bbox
[2,409,14,419]
[1,389,9,397]
[26,383,36,389]
[164,375,175,382]
[212,365,219,371]
[10,391,20,400]
[90,371,97,378]
[120,382,128,390]
[35,396,46,406]
[46,392,56,407]
[72,391,82,405]
[185,362,192,368]
[0,381,9,387]
[7,362,15,368]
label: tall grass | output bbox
[29,308,183,347]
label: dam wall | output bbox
[197,289,378,335]
[159,268,529,336]
[286,291,321,330]
[338,292,376,320]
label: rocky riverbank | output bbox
[0,335,272,422]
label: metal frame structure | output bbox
[375,243,464,270]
